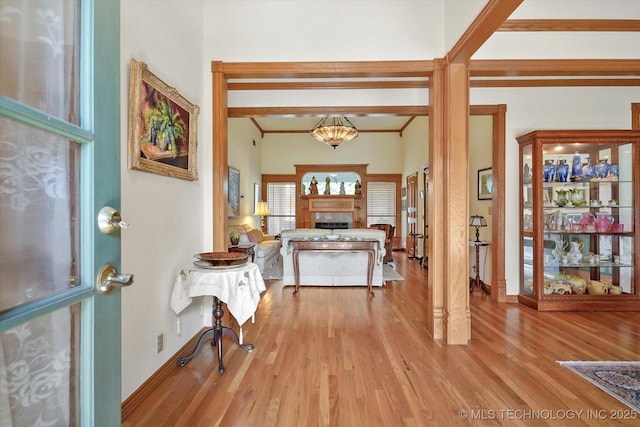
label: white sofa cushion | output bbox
[228,224,281,276]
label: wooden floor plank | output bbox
[123,253,640,426]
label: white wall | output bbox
[476,0,640,59]
[120,0,205,400]
[202,0,445,61]
[228,119,264,228]
[443,0,489,52]
[261,130,404,175]
[402,117,429,248]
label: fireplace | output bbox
[314,222,350,229]
[311,212,352,229]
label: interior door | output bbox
[0,1,122,425]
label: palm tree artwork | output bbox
[140,88,188,161]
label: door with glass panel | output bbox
[0,1,122,425]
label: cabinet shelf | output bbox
[518,130,640,311]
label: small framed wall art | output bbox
[478,167,494,200]
[228,166,240,218]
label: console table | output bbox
[289,238,378,296]
[170,262,266,374]
[229,243,256,262]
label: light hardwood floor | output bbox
[123,253,640,426]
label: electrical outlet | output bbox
[156,333,163,353]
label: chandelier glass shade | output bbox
[310,116,358,149]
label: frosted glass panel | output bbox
[0,118,80,312]
[0,0,80,124]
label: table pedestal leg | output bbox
[177,297,254,373]
[470,245,489,294]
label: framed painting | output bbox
[228,166,240,218]
[478,167,494,200]
[128,59,199,181]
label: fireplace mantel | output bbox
[305,195,359,212]
[298,195,364,228]
[294,164,368,229]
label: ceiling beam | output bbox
[470,59,640,77]
[448,0,524,64]
[252,116,417,136]
[471,78,640,87]
[228,80,429,90]
[218,60,435,79]
[499,19,640,32]
[228,106,428,118]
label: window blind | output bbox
[367,182,396,226]
[266,182,296,235]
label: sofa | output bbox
[279,228,386,287]
[228,224,281,277]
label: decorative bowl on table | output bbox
[325,234,340,240]
[194,252,248,267]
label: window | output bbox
[367,182,396,226]
[301,171,361,195]
[266,182,296,235]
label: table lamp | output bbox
[254,201,270,232]
[469,215,487,242]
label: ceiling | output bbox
[228,5,640,136]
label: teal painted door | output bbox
[0,1,122,425]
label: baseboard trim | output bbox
[505,295,519,303]
[121,328,206,421]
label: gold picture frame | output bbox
[128,59,199,180]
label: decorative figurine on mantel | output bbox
[309,176,318,194]
[339,182,346,195]
[355,179,362,195]
[324,176,331,195]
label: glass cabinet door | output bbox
[518,130,639,311]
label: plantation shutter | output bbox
[367,182,396,226]
[266,182,296,235]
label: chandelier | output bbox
[310,116,358,149]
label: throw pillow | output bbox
[247,229,263,243]
[239,232,250,244]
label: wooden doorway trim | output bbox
[470,105,507,302]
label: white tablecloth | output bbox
[170,262,266,330]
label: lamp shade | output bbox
[469,215,487,227]
[254,201,270,217]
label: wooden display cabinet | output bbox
[518,130,640,311]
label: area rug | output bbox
[558,361,640,412]
[383,264,404,281]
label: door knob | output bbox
[96,264,134,295]
[97,206,129,234]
